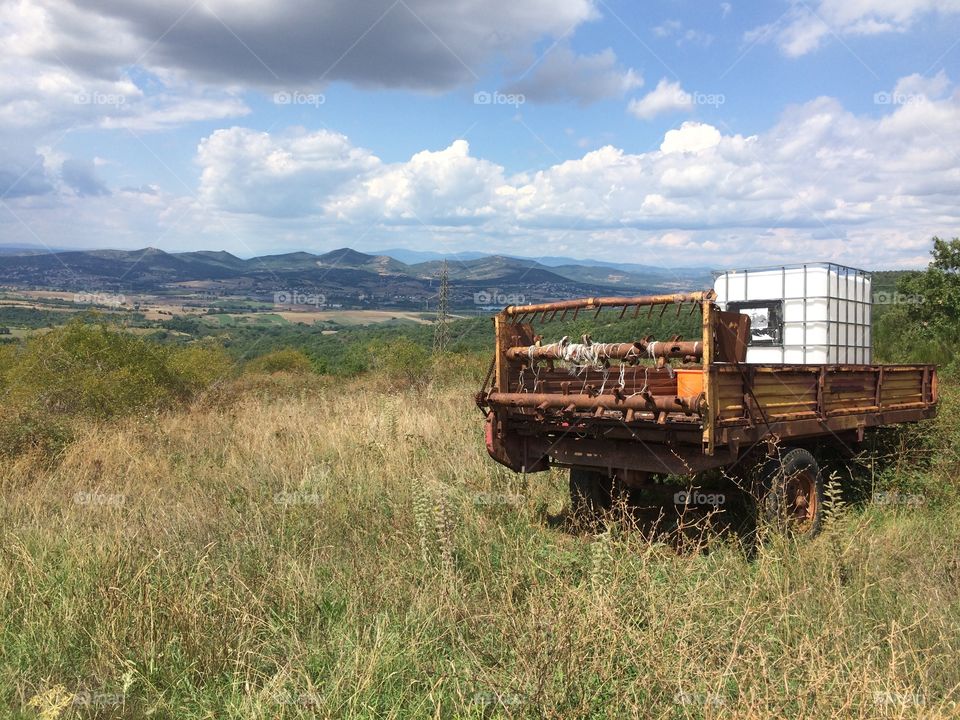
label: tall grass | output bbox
[1,375,958,718]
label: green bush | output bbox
[0,321,237,459]
[0,344,14,392]
[167,343,236,390]
[0,408,73,459]
[365,337,431,387]
[429,351,489,387]
[244,348,314,374]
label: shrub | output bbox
[245,348,314,374]
[429,351,489,387]
[3,322,181,419]
[0,344,14,391]
[0,321,237,459]
[167,343,236,390]
[365,337,430,388]
[0,408,73,459]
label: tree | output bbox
[877,237,960,366]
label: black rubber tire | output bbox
[569,467,612,520]
[569,467,638,529]
[760,448,825,539]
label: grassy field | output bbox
[1,369,958,719]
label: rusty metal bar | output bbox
[493,314,507,393]
[702,299,716,454]
[502,290,715,317]
[487,391,706,416]
[504,339,703,362]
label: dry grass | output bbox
[1,376,959,718]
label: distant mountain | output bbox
[315,248,408,275]
[375,247,712,279]
[0,246,714,309]
[409,254,712,290]
[177,250,247,271]
[243,251,324,272]
[410,255,545,281]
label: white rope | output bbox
[521,337,677,394]
[528,344,542,387]
[546,340,622,368]
[647,340,675,378]
[626,366,649,398]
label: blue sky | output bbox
[1,0,959,268]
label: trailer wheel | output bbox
[569,468,626,525]
[761,448,824,538]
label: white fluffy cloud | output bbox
[892,69,951,100]
[196,131,507,224]
[747,0,960,57]
[0,0,606,212]
[627,78,693,120]
[0,0,623,221]
[0,2,251,137]
[5,73,960,269]
[659,122,723,153]
[326,140,507,224]
[197,127,380,217]
[181,75,960,267]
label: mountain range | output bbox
[0,246,714,309]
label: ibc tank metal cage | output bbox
[712,262,872,365]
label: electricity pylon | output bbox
[433,261,450,355]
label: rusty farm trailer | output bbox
[475,290,937,536]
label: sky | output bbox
[1,0,959,269]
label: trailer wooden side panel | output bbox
[711,365,936,437]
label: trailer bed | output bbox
[477,292,937,478]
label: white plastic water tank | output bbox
[713,263,872,364]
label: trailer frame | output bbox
[476,291,937,483]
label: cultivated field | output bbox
[1,372,958,718]
[248,309,434,326]
[0,289,440,334]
